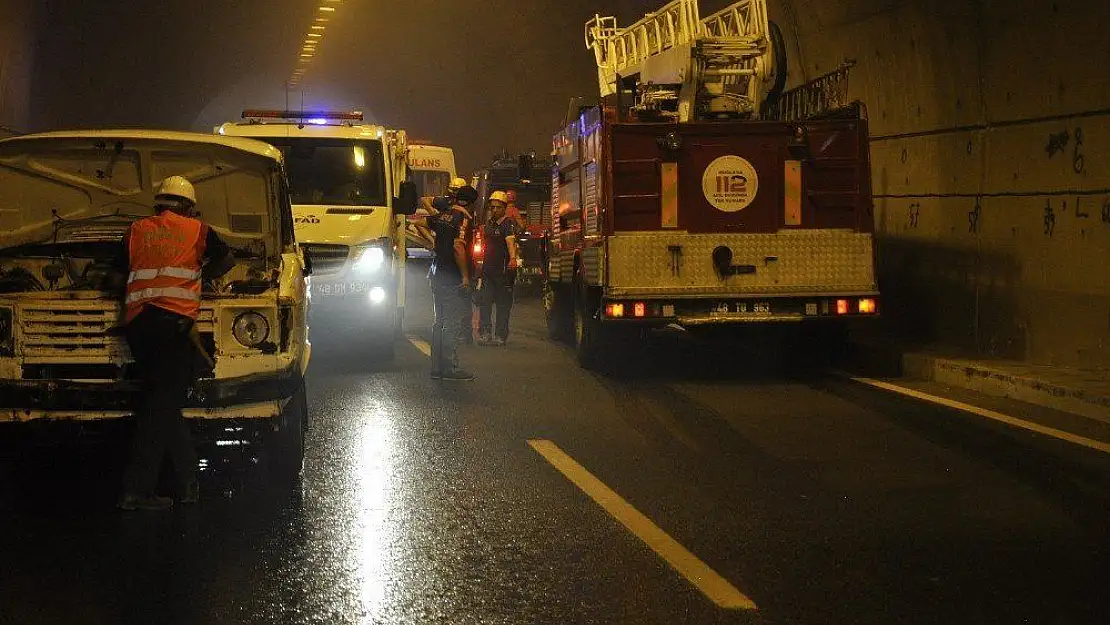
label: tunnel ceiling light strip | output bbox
[288,0,343,87]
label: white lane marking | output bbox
[407,336,431,357]
[527,439,758,610]
[848,376,1110,454]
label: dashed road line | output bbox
[527,439,758,610]
[848,375,1110,454]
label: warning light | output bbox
[472,242,483,256]
[240,109,364,122]
[606,303,625,318]
[859,298,877,314]
[836,299,850,315]
[633,302,646,318]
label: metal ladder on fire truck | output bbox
[585,0,780,122]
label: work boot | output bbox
[118,493,174,511]
[477,334,493,346]
[179,481,200,505]
[493,337,507,347]
[437,368,475,381]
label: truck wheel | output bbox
[271,380,307,488]
[543,281,572,341]
[573,283,604,369]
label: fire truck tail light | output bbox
[836,299,849,315]
[473,242,483,256]
[606,303,625,318]
[859,298,877,314]
[633,302,646,318]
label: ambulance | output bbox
[217,110,417,358]
[407,142,458,198]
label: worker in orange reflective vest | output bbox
[114,176,235,511]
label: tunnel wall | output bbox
[768,0,1110,369]
[0,0,34,134]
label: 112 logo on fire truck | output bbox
[702,155,759,212]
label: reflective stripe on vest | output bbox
[127,267,202,283]
[126,286,202,305]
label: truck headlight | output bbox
[0,307,12,356]
[232,312,270,347]
[353,246,386,274]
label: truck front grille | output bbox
[18,302,123,363]
[301,243,351,276]
[16,301,216,366]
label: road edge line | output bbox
[407,336,431,357]
[843,375,1110,454]
[527,439,759,611]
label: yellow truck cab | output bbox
[217,110,418,358]
[0,130,311,483]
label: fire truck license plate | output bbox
[316,281,371,297]
[709,301,772,317]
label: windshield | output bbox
[411,170,452,198]
[266,138,386,206]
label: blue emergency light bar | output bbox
[241,109,364,122]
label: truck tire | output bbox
[271,380,307,488]
[543,280,572,341]
[573,281,605,369]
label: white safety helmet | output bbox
[156,175,197,207]
[488,190,510,205]
[448,177,468,192]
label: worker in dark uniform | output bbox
[115,176,235,511]
[476,191,521,346]
[412,185,478,380]
[420,178,477,345]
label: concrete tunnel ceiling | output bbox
[756,0,1110,369]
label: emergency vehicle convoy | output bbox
[472,152,553,289]
[0,130,311,482]
[544,0,880,367]
[216,110,418,358]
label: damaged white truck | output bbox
[0,130,312,482]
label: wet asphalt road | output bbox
[0,260,1107,625]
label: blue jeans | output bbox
[431,280,466,373]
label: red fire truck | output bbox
[543,0,880,367]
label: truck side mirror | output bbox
[394,180,419,216]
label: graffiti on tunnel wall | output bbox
[1044,127,1086,174]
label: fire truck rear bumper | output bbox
[0,368,300,423]
[600,293,880,326]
